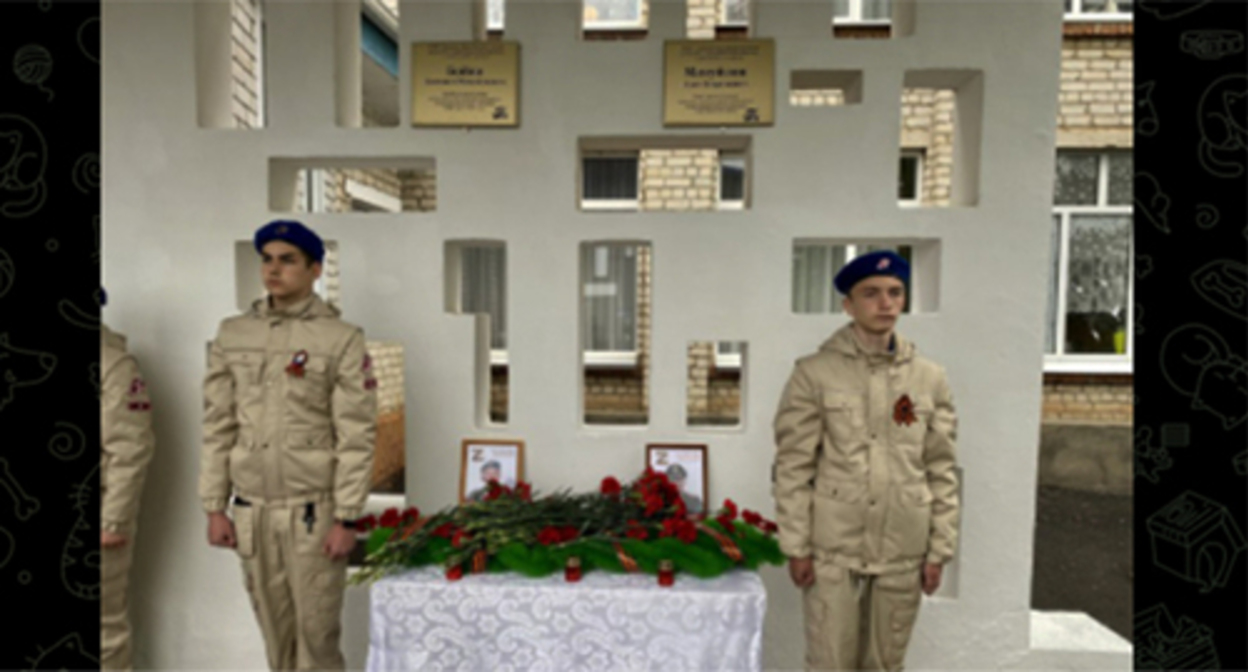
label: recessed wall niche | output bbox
[444,241,509,426]
[195,0,267,128]
[687,341,746,429]
[270,157,436,213]
[831,0,915,39]
[581,241,652,426]
[789,70,863,107]
[792,239,941,314]
[578,136,752,212]
[900,70,984,208]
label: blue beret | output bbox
[833,250,910,295]
[254,219,324,263]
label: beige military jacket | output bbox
[199,294,377,521]
[101,324,156,534]
[773,324,959,574]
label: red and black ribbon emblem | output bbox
[286,350,309,378]
[893,394,917,426]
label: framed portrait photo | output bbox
[646,443,708,515]
[460,439,525,503]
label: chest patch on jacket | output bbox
[894,394,917,426]
[286,349,309,377]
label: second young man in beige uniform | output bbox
[199,220,377,671]
[773,250,960,671]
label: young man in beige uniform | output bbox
[773,250,959,671]
[101,289,157,671]
[199,220,377,671]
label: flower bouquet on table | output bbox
[349,468,785,584]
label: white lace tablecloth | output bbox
[366,567,767,672]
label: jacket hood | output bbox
[819,323,914,363]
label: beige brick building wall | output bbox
[1058,37,1134,140]
[1042,379,1132,425]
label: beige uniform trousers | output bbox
[233,492,348,672]
[101,527,136,671]
[804,558,924,671]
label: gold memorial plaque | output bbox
[663,39,774,127]
[411,41,520,127]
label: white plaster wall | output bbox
[101,0,1104,669]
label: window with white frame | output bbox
[899,150,923,206]
[719,154,746,210]
[833,0,890,24]
[581,243,641,366]
[486,0,505,32]
[792,244,913,314]
[1047,150,1133,371]
[583,0,646,30]
[715,341,744,369]
[582,154,640,210]
[460,245,508,364]
[1064,0,1132,20]
[720,0,749,27]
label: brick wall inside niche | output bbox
[1042,374,1132,425]
[367,341,406,494]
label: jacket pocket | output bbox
[282,428,335,493]
[225,351,265,409]
[891,394,934,448]
[811,479,867,554]
[287,356,331,415]
[228,435,265,496]
[822,392,865,449]
[233,504,257,559]
[882,483,933,559]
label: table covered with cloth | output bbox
[366,567,767,671]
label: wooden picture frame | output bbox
[460,438,526,503]
[646,443,709,514]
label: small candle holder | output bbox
[565,557,582,583]
[658,560,675,587]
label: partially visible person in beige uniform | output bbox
[199,220,377,671]
[100,289,157,672]
[772,250,960,672]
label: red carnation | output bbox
[626,524,649,540]
[644,494,664,517]
[721,499,738,521]
[431,522,456,538]
[401,507,420,525]
[601,476,622,497]
[559,526,579,542]
[356,514,377,532]
[742,510,762,526]
[672,497,688,518]
[446,565,464,581]
[763,521,778,534]
[379,508,401,529]
[452,529,470,548]
[515,481,532,501]
[716,515,736,532]
[677,522,698,544]
[537,526,563,545]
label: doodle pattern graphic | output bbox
[0,457,41,521]
[1137,254,1155,280]
[77,17,100,64]
[1190,259,1247,321]
[1138,0,1212,20]
[1135,302,1144,335]
[1234,450,1247,475]
[58,297,100,330]
[1137,82,1160,136]
[24,633,100,670]
[1134,173,1171,234]
[61,464,100,600]
[0,524,13,570]
[48,422,86,461]
[1196,74,1247,178]
[71,152,99,192]
[1160,325,1248,430]
[1193,203,1219,229]
[0,114,49,219]
[1180,30,1245,60]
[1147,491,1247,593]
[0,247,13,298]
[1135,426,1173,484]
[0,333,57,412]
[89,362,100,395]
[13,44,54,102]
[1135,604,1220,669]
